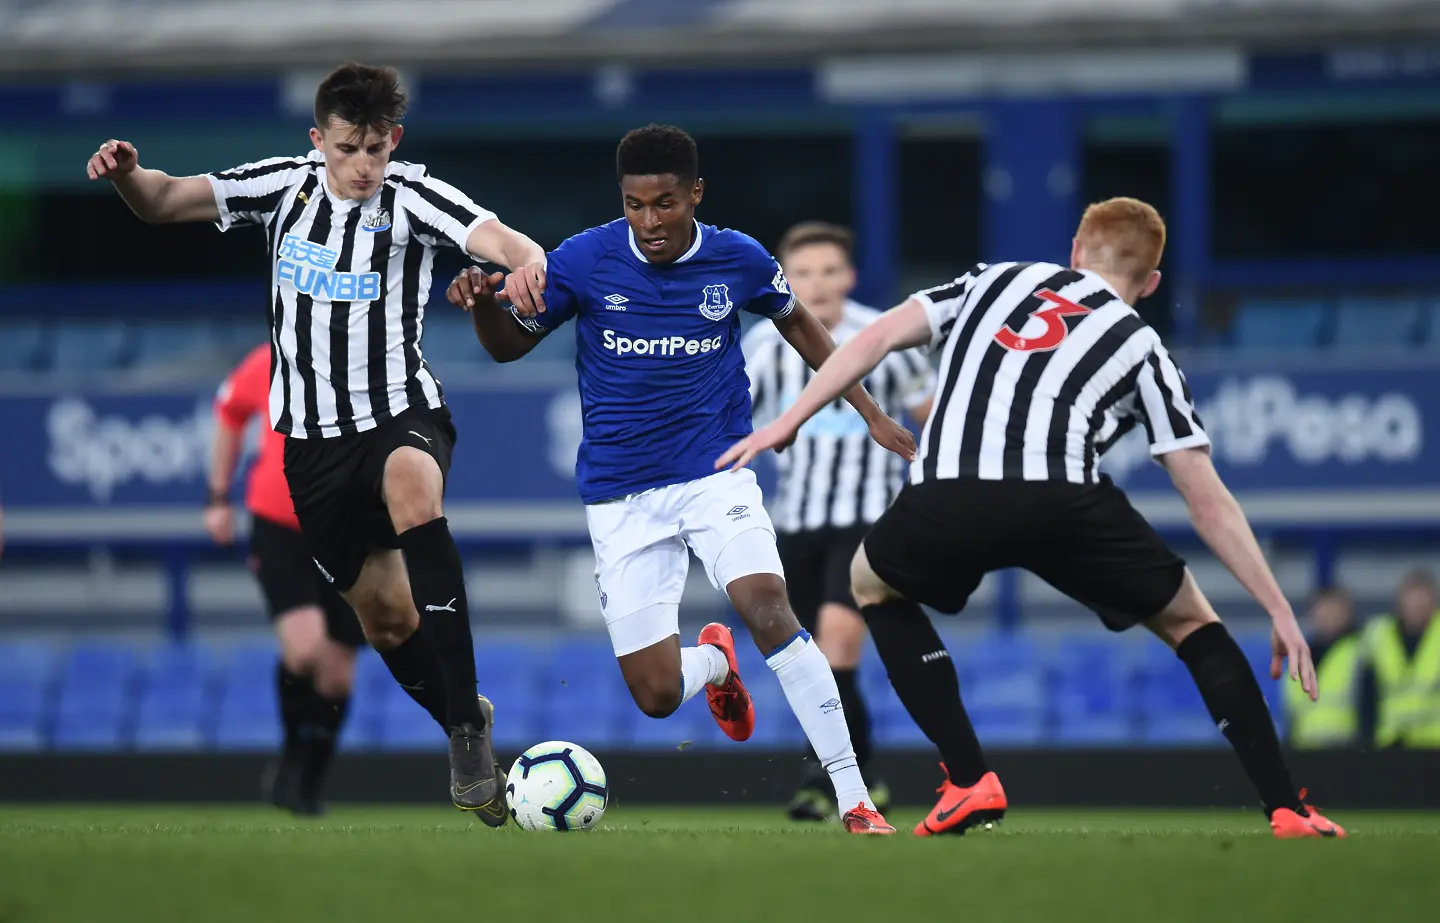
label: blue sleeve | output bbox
[507,232,589,335]
[737,236,797,319]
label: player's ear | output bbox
[309,126,325,152]
[389,124,404,151]
[1139,270,1162,300]
[1069,236,1083,270]
[691,177,705,207]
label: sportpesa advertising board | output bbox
[0,361,1436,539]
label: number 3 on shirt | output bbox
[994,288,1092,352]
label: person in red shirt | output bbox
[207,343,365,815]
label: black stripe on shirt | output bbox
[400,235,428,409]
[957,268,1077,474]
[1044,312,1146,481]
[394,176,481,231]
[999,286,1116,478]
[1082,365,1143,481]
[367,184,399,423]
[210,158,308,182]
[1147,352,1195,442]
[294,193,334,438]
[924,263,1028,481]
[269,173,319,437]
[223,190,287,221]
[329,206,364,435]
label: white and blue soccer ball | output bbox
[505,741,609,832]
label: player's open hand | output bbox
[87,140,139,181]
[501,262,548,317]
[715,419,799,472]
[866,413,918,463]
[447,266,504,312]
[1270,611,1318,701]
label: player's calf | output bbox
[617,636,685,718]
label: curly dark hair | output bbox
[616,124,698,183]
[314,63,408,140]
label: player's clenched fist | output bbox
[87,139,139,181]
[447,266,505,312]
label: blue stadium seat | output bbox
[1427,303,1440,351]
[338,711,384,752]
[1052,714,1134,746]
[420,314,491,369]
[212,714,281,751]
[50,322,134,372]
[380,706,447,751]
[54,645,139,735]
[51,713,126,751]
[1332,297,1423,350]
[0,679,46,751]
[133,322,218,368]
[0,640,56,687]
[1230,300,1327,352]
[1139,715,1224,746]
[0,320,48,372]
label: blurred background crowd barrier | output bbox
[1,0,1438,792]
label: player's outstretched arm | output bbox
[86,140,219,224]
[718,299,930,471]
[1161,447,1317,699]
[466,220,549,316]
[446,267,543,363]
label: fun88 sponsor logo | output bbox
[276,233,380,301]
[602,329,723,357]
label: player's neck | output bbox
[1077,265,1141,305]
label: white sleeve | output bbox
[908,263,988,352]
[396,172,497,250]
[205,155,314,231]
[1135,342,1211,457]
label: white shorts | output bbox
[585,468,784,656]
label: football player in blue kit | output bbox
[447,125,914,834]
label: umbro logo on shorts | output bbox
[727,505,750,521]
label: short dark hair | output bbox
[777,221,854,263]
[616,124,698,183]
[314,63,408,140]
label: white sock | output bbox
[766,630,873,812]
[679,644,730,705]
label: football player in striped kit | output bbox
[743,222,933,821]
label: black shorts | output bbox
[282,404,456,592]
[864,477,1185,631]
[777,526,869,633]
[248,514,367,648]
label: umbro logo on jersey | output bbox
[699,283,733,321]
[603,294,629,311]
[361,207,392,233]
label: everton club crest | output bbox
[699,283,733,321]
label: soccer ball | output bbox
[505,741,609,832]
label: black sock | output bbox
[276,663,311,764]
[1176,622,1302,816]
[396,517,483,730]
[299,691,349,802]
[377,626,449,729]
[801,667,874,792]
[861,600,989,786]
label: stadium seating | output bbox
[1229,300,1328,351]
[1332,297,1424,350]
[0,630,1289,752]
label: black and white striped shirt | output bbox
[913,261,1208,485]
[745,302,933,532]
[206,151,496,438]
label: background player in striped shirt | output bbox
[743,222,933,821]
[448,125,915,834]
[207,344,366,815]
[86,63,548,820]
[721,197,1346,839]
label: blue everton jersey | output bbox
[513,219,796,503]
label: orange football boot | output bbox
[698,623,755,742]
[1270,789,1347,839]
[842,803,896,835]
[915,766,1007,836]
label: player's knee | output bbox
[739,592,798,651]
[1145,570,1221,650]
[816,604,866,668]
[348,594,418,650]
[628,676,682,719]
[849,548,894,610]
[383,447,444,533]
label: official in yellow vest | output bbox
[1286,586,1363,748]
[1364,570,1440,749]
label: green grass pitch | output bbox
[2,805,1437,922]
